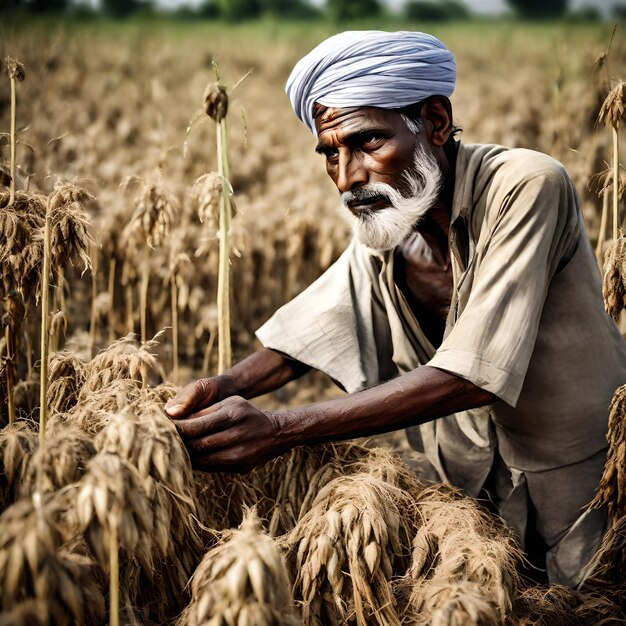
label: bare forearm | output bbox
[275,365,496,447]
[217,347,310,400]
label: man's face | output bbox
[314,106,418,199]
[314,106,442,250]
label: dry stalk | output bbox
[0,495,105,625]
[0,191,45,426]
[588,384,626,522]
[598,81,625,240]
[284,473,415,626]
[166,242,192,383]
[122,176,176,343]
[74,451,156,625]
[399,485,523,626]
[39,181,95,444]
[204,69,233,373]
[5,56,25,206]
[94,402,207,621]
[179,509,300,626]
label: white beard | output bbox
[339,145,443,251]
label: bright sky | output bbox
[157,0,619,17]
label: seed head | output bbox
[123,178,176,249]
[191,172,222,227]
[203,82,229,122]
[599,81,626,130]
[5,56,25,82]
[47,181,97,276]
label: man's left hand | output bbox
[173,396,286,473]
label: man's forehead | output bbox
[313,105,402,136]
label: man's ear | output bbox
[420,96,453,147]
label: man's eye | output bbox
[322,149,338,162]
[361,133,383,148]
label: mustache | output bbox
[340,155,432,214]
[341,185,394,214]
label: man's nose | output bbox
[336,149,367,194]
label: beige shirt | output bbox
[256,143,626,499]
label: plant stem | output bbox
[25,328,33,381]
[89,244,98,358]
[125,283,133,336]
[108,258,116,345]
[140,253,149,344]
[596,187,609,264]
[613,127,620,240]
[39,206,52,445]
[9,77,16,205]
[109,522,119,626]
[4,321,15,426]
[202,328,216,375]
[217,118,232,374]
[171,277,178,383]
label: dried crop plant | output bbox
[508,582,623,625]
[0,495,105,625]
[0,190,46,425]
[579,514,626,611]
[46,349,87,416]
[77,332,166,399]
[589,383,626,522]
[165,236,192,383]
[346,446,429,502]
[249,442,370,537]
[19,427,95,497]
[284,473,416,626]
[202,63,237,374]
[121,175,176,343]
[193,468,265,532]
[178,509,300,626]
[0,421,38,513]
[39,181,94,443]
[398,486,523,626]
[92,402,206,621]
[598,81,625,241]
[4,56,24,206]
[74,451,155,626]
[598,82,626,326]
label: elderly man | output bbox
[165,31,626,586]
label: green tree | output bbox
[326,0,383,21]
[101,0,146,17]
[505,0,567,19]
[404,0,469,21]
[25,0,68,11]
[259,0,321,19]
[213,0,261,19]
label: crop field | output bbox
[0,16,625,625]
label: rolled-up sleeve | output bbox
[428,163,580,407]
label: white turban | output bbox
[286,30,456,134]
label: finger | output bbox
[190,445,253,474]
[173,404,233,439]
[184,426,243,453]
[165,378,215,418]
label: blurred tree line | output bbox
[2,0,624,21]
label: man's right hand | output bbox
[164,377,225,419]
